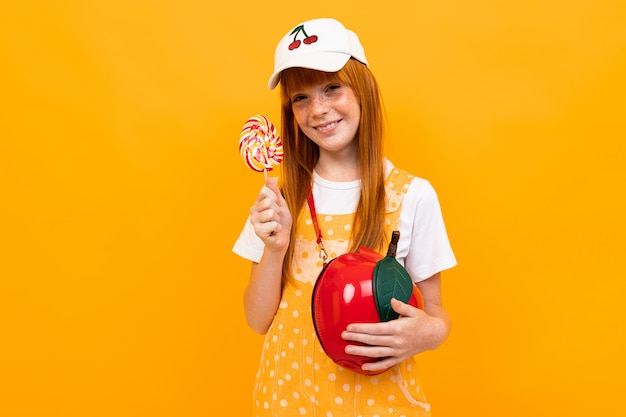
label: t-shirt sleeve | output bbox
[396,178,457,282]
[232,216,265,263]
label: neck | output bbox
[315,153,360,182]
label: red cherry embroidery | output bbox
[288,25,318,50]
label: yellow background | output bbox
[1,1,625,416]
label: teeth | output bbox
[315,121,338,132]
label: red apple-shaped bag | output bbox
[307,190,424,375]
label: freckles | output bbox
[291,108,307,128]
[293,113,306,132]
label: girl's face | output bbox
[289,81,361,156]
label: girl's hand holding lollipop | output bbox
[239,114,290,247]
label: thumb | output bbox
[264,176,280,194]
[391,297,418,318]
[265,176,287,206]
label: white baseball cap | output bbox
[268,18,368,90]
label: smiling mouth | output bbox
[315,120,340,132]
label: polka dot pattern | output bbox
[252,168,431,416]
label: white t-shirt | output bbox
[232,160,457,282]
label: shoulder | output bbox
[384,159,438,203]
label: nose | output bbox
[309,95,329,116]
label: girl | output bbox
[233,17,457,417]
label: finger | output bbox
[344,321,393,336]
[251,189,280,216]
[252,177,281,206]
[345,343,393,359]
[257,222,283,239]
[251,204,277,229]
[250,203,277,224]
[342,329,395,346]
[361,356,400,373]
[255,186,278,206]
[252,214,283,238]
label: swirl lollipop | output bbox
[239,115,283,179]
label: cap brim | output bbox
[267,52,351,90]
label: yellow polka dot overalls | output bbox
[253,168,432,417]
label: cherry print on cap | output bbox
[288,24,318,50]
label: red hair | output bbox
[278,58,388,283]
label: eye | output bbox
[291,94,307,103]
[326,83,341,93]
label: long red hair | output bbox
[278,58,388,283]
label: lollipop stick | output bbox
[263,168,268,181]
